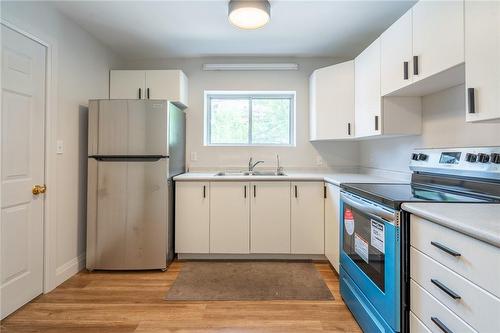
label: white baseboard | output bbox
[53,253,86,288]
[177,253,327,261]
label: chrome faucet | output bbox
[248,157,264,172]
[276,154,285,175]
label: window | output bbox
[205,91,295,146]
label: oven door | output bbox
[340,191,400,332]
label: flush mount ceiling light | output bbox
[228,0,271,30]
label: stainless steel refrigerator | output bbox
[86,99,185,270]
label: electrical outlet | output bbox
[316,155,324,166]
[56,140,64,154]
[190,152,198,161]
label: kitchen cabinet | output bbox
[109,70,146,100]
[465,1,500,122]
[324,183,340,272]
[309,60,354,140]
[209,182,250,254]
[381,2,464,97]
[380,10,413,96]
[250,182,291,253]
[412,0,464,83]
[175,182,209,253]
[290,182,324,254]
[110,70,188,107]
[355,37,422,138]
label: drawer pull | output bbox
[431,317,453,333]
[431,241,461,257]
[431,279,461,300]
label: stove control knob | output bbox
[417,153,428,161]
[490,153,500,164]
[411,153,419,161]
[478,153,490,163]
[465,153,477,163]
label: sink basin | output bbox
[215,171,286,177]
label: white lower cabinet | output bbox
[175,182,209,253]
[324,183,340,272]
[250,182,291,254]
[209,182,250,254]
[291,182,324,254]
[176,180,328,256]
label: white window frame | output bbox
[204,91,296,147]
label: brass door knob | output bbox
[32,184,47,195]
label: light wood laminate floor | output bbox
[1,261,361,332]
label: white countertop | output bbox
[173,171,404,186]
[402,202,500,248]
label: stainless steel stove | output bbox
[338,146,500,333]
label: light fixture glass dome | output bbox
[228,0,271,30]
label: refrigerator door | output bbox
[90,158,168,270]
[94,100,168,156]
[168,103,186,178]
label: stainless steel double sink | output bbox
[215,171,287,177]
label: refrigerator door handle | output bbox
[89,155,168,162]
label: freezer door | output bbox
[92,158,168,270]
[95,100,168,156]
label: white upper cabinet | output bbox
[465,1,500,122]
[110,70,146,100]
[290,182,324,254]
[309,60,355,140]
[145,70,189,107]
[210,182,250,254]
[356,37,422,138]
[412,0,464,82]
[380,1,465,97]
[355,38,383,137]
[380,10,413,96]
[110,70,189,108]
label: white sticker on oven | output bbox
[371,219,385,254]
[344,208,355,235]
[354,233,369,264]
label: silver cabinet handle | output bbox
[430,241,461,257]
[430,279,461,300]
[431,317,453,333]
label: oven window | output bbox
[343,203,386,291]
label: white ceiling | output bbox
[52,0,415,60]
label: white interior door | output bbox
[1,24,46,319]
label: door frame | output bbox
[1,19,59,293]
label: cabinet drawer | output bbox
[411,247,500,332]
[410,280,476,333]
[410,311,431,333]
[410,215,500,296]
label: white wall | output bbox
[1,1,122,290]
[123,57,360,170]
[360,84,500,174]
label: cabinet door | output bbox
[325,183,340,272]
[210,182,250,254]
[412,0,464,82]
[175,182,209,253]
[110,70,145,99]
[145,70,188,107]
[355,38,382,137]
[309,61,354,140]
[465,1,500,122]
[291,182,324,254]
[250,182,290,253]
[381,10,413,95]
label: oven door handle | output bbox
[341,192,396,223]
